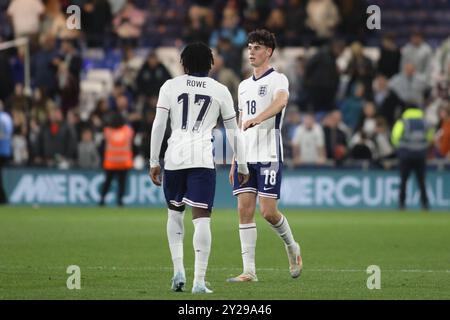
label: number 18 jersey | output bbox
[238,68,289,163]
[157,74,237,170]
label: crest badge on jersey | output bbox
[258,85,268,97]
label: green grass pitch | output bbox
[0,207,449,300]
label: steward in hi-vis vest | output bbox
[391,106,433,210]
[99,112,134,207]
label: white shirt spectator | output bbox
[292,122,325,164]
[7,0,44,37]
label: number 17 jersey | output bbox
[157,74,237,170]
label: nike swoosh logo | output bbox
[239,91,247,95]
[263,187,274,191]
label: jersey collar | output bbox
[252,67,274,81]
[188,72,208,77]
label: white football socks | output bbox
[270,214,295,247]
[192,217,211,286]
[167,209,185,277]
[239,223,257,275]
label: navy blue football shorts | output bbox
[163,168,216,212]
[232,162,283,199]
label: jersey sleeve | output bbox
[156,80,171,112]
[219,86,237,122]
[273,73,289,97]
[237,83,244,112]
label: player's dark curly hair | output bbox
[180,42,214,75]
[248,29,277,56]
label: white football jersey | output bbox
[238,68,289,162]
[157,74,237,170]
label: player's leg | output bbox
[228,164,258,282]
[399,158,412,210]
[99,170,114,206]
[191,207,213,293]
[163,169,187,291]
[116,169,127,207]
[259,196,302,278]
[185,168,216,293]
[258,162,302,278]
[413,157,429,210]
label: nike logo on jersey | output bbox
[263,187,274,191]
[239,91,247,95]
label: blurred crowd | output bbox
[0,0,449,170]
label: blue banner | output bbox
[3,168,450,210]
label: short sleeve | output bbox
[273,73,289,97]
[219,87,237,121]
[156,80,171,112]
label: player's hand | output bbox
[229,163,235,185]
[149,166,162,186]
[238,172,250,186]
[243,117,262,131]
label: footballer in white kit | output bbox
[228,30,303,283]
[149,43,248,294]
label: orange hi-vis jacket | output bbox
[103,125,134,170]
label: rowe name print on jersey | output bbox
[157,74,239,170]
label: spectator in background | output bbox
[284,0,307,46]
[303,39,344,112]
[335,0,366,43]
[322,110,348,165]
[346,41,375,100]
[0,101,13,204]
[215,36,242,76]
[54,39,82,113]
[99,112,134,207]
[7,0,44,39]
[11,108,28,165]
[0,52,15,102]
[341,82,365,130]
[183,3,213,45]
[281,106,302,163]
[114,46,141,94]
[136,51,172,104]
[436,104,450,159]
[113,0,146,47]
[78,127,100,169]
[209,7,246,50]
[349,130,376,161]
[31,35,58,97]
[305,0,340,43]
[377,33,401,79]
[265,8,286,47]
[292,113,326,165]
[425,80,449,129]
[40,0,78,43]
[82,0,112,47]
[373,116,395,163]
[355,101,377,139]
[37,107,77,168]
[210,54,240,106]
[389,62,428,107]
[401,31,433,81]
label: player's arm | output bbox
[149,107,169,186]
[149,81,170,186]
[243,90,288,131]
[220,89,249,185]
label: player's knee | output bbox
[260,206,278,223]
[238,202,255,219]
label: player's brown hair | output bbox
[247,29,277,56]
